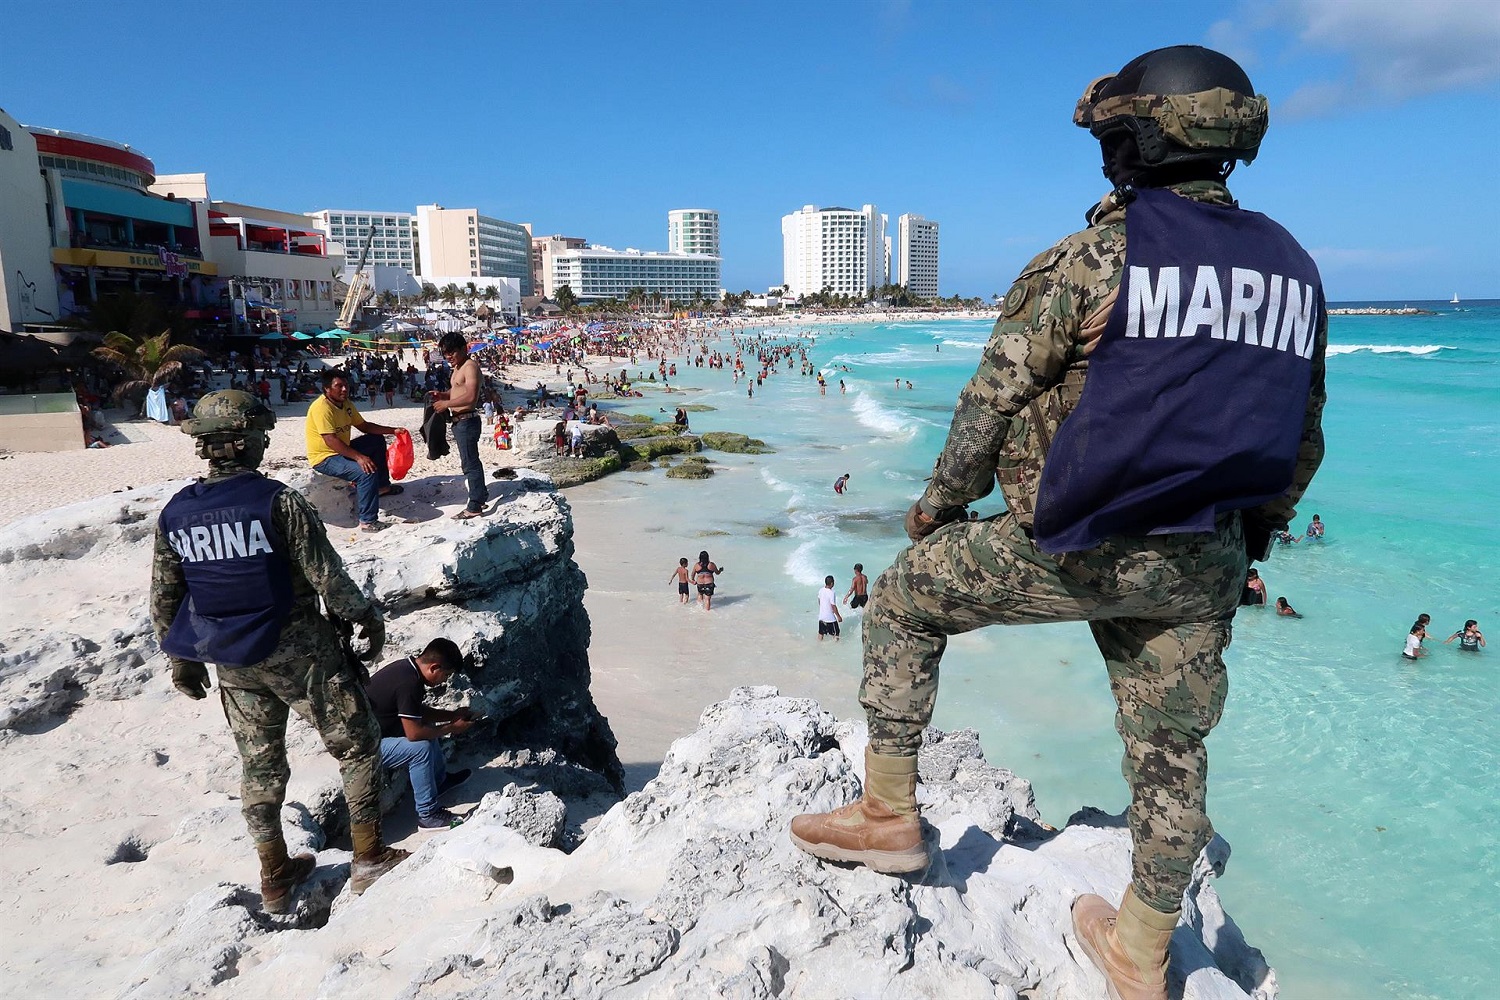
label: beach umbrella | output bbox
[258,331,288,341]
[290,332,313,340]
[315,331,344,339]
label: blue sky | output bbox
[3,0,1496,300]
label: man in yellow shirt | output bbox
[306,368,407,532]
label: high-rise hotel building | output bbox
[896,213,940,298]
[306,210,415,273]
[415,204,532,295]
[667,209,719,258]
[550,246,720,303]
[781,204,887,298]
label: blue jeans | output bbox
[314,433,388,525]
[380,736,446,819]
[451,415,488,513]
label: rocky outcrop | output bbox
[128,687,1273,999]
[0,467,623,794]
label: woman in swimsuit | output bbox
[693,550,724,611]
[1275,597,1302,618]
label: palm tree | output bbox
[91,330,205,416]
[464,281,480,306]
[440,283,461,308]
[420,282,439,305]
[555,284,578,315]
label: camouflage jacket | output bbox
[924,180,1327,535]
[150,469,378,659]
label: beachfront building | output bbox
[667,209,719,258]
[781,204,888,299]
[532,234,587,298]
[307,209,415,273]
[896,213,940,298]
[14,122,222,331]
[151,174,342,333]
[415,205,532,296]
[550,246,721,304]
[0,109,60,331]
[419,275,521,323]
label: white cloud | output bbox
[1223,0,1500,117]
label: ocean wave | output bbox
[827,348,927,368]
[1326,344,1452,357]
[938,338,984,350]
[851,393,922,439]
[784,539,829,587]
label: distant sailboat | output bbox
[1451,292,1461,304]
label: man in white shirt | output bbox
[817,576,843,641]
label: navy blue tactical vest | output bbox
[159,473,295,667]
[1033,187,1322,554]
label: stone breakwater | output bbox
[0,470,1275,999]
[1326,307,1434,316]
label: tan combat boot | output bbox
[349,820,410,895]
[789,750,927,874]
[1072,884,1179,1000]
[256,837,316,915]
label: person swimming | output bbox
[1275,597,1302,618]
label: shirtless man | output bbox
[693,550,724,611]
[844,563,869,610]
[429,332,488,520]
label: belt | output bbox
[450,411,480,421]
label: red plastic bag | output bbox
[387,428,413,481]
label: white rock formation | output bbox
[0,475,1275,1000]
[116,687,1273,1000]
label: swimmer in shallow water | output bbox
[1443,619,1485,651]
[1403,622,1428,660]
[1275,597,1302,618]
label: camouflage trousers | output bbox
[217,612,381,844]
[861,512,1246,912]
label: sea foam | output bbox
[1326,344,1451,357]
[850,392,922,439]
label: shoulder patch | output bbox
[1001,281,1029,318]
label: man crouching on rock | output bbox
[150,389,411,913]
[366,637,476,832]
[789,45,1325,1000]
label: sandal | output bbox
[359,522,386,533]
[452,509,484,520]
[379,485,405,497]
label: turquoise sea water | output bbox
[598,302,1499,998]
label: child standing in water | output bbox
[667,558,691,604]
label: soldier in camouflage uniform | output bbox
[150,389,409,912]
[791,46,1326,1000]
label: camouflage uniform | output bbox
[861,180,1327,911]
[150,471,383,843]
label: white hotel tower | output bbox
[667,209,719,257]
[781,204,887,298]
[896,213,940,298]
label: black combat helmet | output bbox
[1075,45,1269,182]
